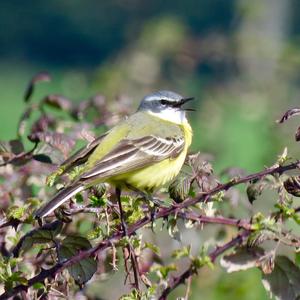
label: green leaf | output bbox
[192,255,213,270]
[143,242,161,255]
[3,271,28,291]
[89,195,107,207]
[9,272,28,285]
[87,226,105,240]
[193,246,214,269]
[119,289,140,300]
[32,282,46,291]
[75,193,84,204]
[46,167,64,187]
[58,235,97,285]
[131,235,142,250]
[68,165,85,180]
[151,264,177,280]
[172,245,191,259]
[7,206,26,220]
[90,184,106,200]
[13,220,63,256]
[262,256,300,300]
[127,206,144,224]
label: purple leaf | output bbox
[24,72,51,102]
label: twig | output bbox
[177,211,252,230]
[179,161,300,210]
[123,247,131,285]
[0,217,20,229]
[129,244,140,291]
[110,242,118,271]
[158,230,251,300]
[184,275,192,300]
[1,161,299,299]
[0,143,38,167]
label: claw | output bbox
[150,204,158,232]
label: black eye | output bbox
[160,99,168,105]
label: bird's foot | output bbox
[121,218,128,237]
[149,203,159,232]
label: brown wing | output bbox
[58,132,108,174]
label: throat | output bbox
[147,109,186,124]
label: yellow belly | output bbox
[109,149,187,192]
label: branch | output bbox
[1,161,299,299]
[158,230,251,300]
[179,160,300,210]
[177,211,252,230]
[0,143,38,167]
[12,220,63,257]
[0,217,20,230]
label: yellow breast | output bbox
[110,120,192,191]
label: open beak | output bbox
[179,97,195,111]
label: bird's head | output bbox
[138,90,194,124]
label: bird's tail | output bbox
[35,183,84,218]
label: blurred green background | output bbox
[1,0,300,299]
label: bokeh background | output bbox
[1,0,300,299]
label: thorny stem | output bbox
[158,230,251,300]
[129,244,140,291]
[177,211,252,230]
[0,161,299,299]
[122,244,140,290]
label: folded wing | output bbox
[80,135,185,182]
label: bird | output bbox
[35,90,193,233]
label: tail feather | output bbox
[35,184,84,218]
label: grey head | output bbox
[138,90,193,112]
[137,90,194,124]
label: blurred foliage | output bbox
[1,0,300,299]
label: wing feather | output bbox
[80,135,184,181]
[57,132,108,173]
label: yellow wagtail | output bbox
[35,90,193,232]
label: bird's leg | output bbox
[116,187,128,236]
[147,195,160,230]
